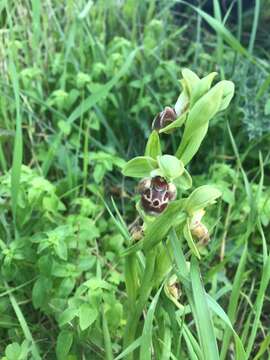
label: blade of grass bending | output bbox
[139,285,163,360]
[253,334,270,360]
[245,254,270,359]
[220,243,248,360]
[6,283,41,359]
[190,256,219,360]
[114,337,141,360]
[178,1,254,63]
[207,295,246,359]
[100,195,130,243]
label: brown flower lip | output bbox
[152,106,177,130]
[138,176,177,215]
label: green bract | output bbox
[185,185,222,214]
[145,131,161,159]
[122,153,185,182]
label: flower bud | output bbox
[152,106,177,130]
[138,176,177,215]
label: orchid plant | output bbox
[120,69,239,359]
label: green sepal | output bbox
[181,68,200,96]
[157,155,184,180]
[122,156,157,178]
[145,131,161,159]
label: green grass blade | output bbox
[245,254,270,358]
[139,285,163,360]
[207,295,246,359]
[190,256,219,360]
[114,337,141,360]
[183,2,253,62]
[102,307,113,360]
[5,283,41,359]
[220,244,248,360]
[248,0,261,55]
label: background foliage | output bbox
[0,0,270,359]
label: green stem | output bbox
[123,249,157,358]
[124,253,139,308]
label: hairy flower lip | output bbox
[139,176,177,215]
[152,106,177,130]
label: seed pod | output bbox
[152,106,177,130]
[139,176,177,215]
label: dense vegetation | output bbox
[0,1,269,359]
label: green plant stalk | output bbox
[123,249,157,358]
[245,254,270,359]
[124,253,139,308]
[102,306,114,360]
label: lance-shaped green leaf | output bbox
[157,155,184,180]
[122,156,157,178]
[185,185,222,214]
[190,257,220,360]
[183,220,201,259]
[143,200,186,252]
[145,131,161,159]
[176,123,208,165]
[190,72,217,108]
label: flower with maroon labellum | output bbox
[138,176,177,216]
[152,106,177,130]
